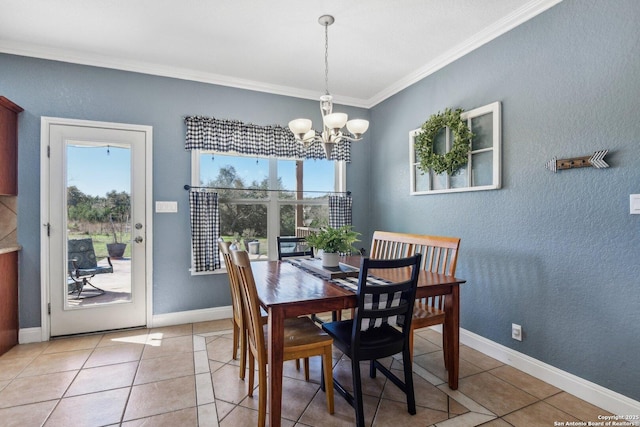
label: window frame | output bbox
[409,101,502,195]
[190,150,346,273]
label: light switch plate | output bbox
[156,201,178,213]
[630,195,640,215]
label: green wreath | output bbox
[415,108,473,176]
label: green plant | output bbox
[305,225,360,254]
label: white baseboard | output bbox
[18,305,233,343]
[449,326,640,416]
[19,327,43,344]
[150,305,233,328]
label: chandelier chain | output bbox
[324,21,329,95]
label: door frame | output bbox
[40,117,153,340]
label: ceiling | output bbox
[0,0,561,108]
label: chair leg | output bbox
[352,359,365,427]
[247,351,255,397]
[304,357,310,381]
[442,321,449,371]
[402,346,416,415]
[232,321,239,360]
[239,327,247,380]
[81,278,106,297]
[369,360,376,378]
[258,360,267,427]
[322,345,334,414]
[409,326,415,363]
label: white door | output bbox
[42,118,152,337]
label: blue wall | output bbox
[1,0,638,403]
[369,0,640,400]
[0,54,371,323]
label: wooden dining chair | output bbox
[370,231,460,364]
[322,254,422,427]
[231,249,334,427]
[220,240,312,382]
[218,240,251,379]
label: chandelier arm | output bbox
[338,135,363,143]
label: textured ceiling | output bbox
[0,0,561,107]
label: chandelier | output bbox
[288,15,369,158]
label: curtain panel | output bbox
[189,190,221,272]
[328,195,353,228]
[184,116,351,162]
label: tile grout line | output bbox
[194,331,228,427]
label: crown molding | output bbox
[365,0,563,107]
[0,0,562,110]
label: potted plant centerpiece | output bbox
[305,225,360,267]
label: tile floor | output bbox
[0,319,611,426]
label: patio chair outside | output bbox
[68,238,113,299]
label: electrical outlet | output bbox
[512,323,523,341]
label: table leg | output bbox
[268,307,284,427]
[445,286,460,389]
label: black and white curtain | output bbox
[189,190,221,272]
[184,116,351,162]
[328,195,352,228]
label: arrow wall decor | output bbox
[545,150,609,173]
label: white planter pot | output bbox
[248,241,260,255]
[322,252,340,268]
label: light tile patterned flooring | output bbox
[0,319,610,426]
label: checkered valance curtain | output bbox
[328,195,352,228]
[184,116,351,162]
[189,190,221,272]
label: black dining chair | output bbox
[321,254,422,427]
[276,236,314,260]
[277,235,332,324]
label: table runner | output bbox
[288,260,402,330]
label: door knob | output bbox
[135,223,143,230]
[134,236,143,243]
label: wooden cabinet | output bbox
[0,251,19,355]
[0,97,23,195]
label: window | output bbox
[409,101,501,195]
[191,151,344,265]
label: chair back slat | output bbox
[370,234,413,260]
[370,232,460,309]
[352,254,421,336]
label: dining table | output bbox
[250,255,466,427]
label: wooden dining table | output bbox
[250,256,466,427]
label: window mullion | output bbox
[267,158,279,260]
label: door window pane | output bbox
[66,143,132,307]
